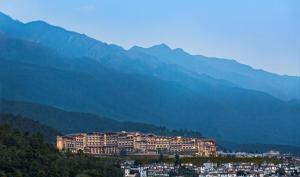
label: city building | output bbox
[56,131,216,156]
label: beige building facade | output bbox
[56,131,216,156]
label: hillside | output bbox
[0,114,123,177]
[0,113,59,143]
[0,99,203,138]
[1,108,299,156]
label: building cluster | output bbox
[56,131,216,156]
[217,150,281,158]
[196,161,300,177]
[122,158,300,177]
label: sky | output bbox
[0,0,299,76]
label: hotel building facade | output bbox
[56,131,216,156]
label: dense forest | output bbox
[0,114,123,177]
[0,113,59,143]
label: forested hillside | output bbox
[0,114,123,177]
[0,99,203,138]
[0,113,59,143]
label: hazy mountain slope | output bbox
[0,99,203,138]
[1,11,299,101]
[130,44,300,101]
[0,12,236,92]
[0,35,299,145]
[0,11,300,100]
[0,12,123,59]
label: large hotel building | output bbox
[56,131,216,156]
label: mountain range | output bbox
[0,12,299,146]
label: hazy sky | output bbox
[0,0,299,76]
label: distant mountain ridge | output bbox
[0,12,299,146]
[0,12,298,101]
[130,44,300,101]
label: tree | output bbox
[276,168,286,176]
[134,159,143,167]
[292,170,299,176]
[0,114,123,177]
[77,149,84,155]
[236,170,246,176]
[158,152,164,163]
[174,154,181,167]
[178,166,197,177]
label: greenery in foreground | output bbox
[0,123,122,177]
[117,155,282,166]
[0,113,60,143]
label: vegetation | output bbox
[0,113,59,143]
[236,170,248,176]
[115,156,282,166]
[169,166,197,177]
[158,152,164,163]
[174,154,181,167]
[1,99,204,138]
[3,101,300,156]
[275,167,286,176]
[0,114,122,177]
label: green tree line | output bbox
[0,114,123,177]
